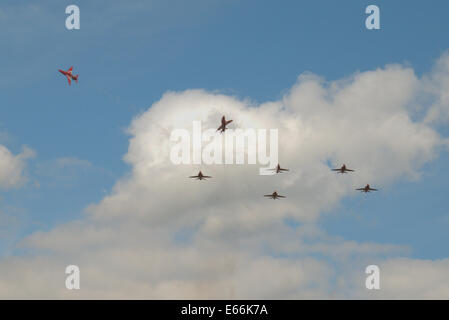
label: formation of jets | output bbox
[189,116,380,199]
[58,66,78,86]
[332,165,379,193]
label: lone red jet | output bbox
[189,171,212,180]
[263,191,286,200]
[217,116,233,133]
[58,66,78,85]
[356,184,378,193]
[269,164,289,174]
[332,164,355,174]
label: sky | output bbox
[1,0,449,298]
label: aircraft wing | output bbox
[346,169,355,172]
[202,175,212,178]
[279,168,289,171]
[68,66,73,73]
[370,188,378,191]
[263,195,273,197]
[356,188,364,190]
[189,175,199,178]
[67,76,71,85]
[331,169,341,171]
[277,195,286,198]
[225,120,233,125]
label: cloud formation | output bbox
[0,145,34,189]
[1,53,449,298]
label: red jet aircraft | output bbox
[263,191,286,200]
[58,66,78,85]
[356,184,378,193]
[217,116,233,133]
[189,171,212,180]
[332,164,355,174]
[269,164,289,174]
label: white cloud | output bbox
[1,54,449,298]
[424,52,449,124]
[0,145,35,189]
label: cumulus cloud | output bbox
[1,53,449,298]
[424,52,449,124]
[0,145,35,189]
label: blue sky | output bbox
[1,0,449,264]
